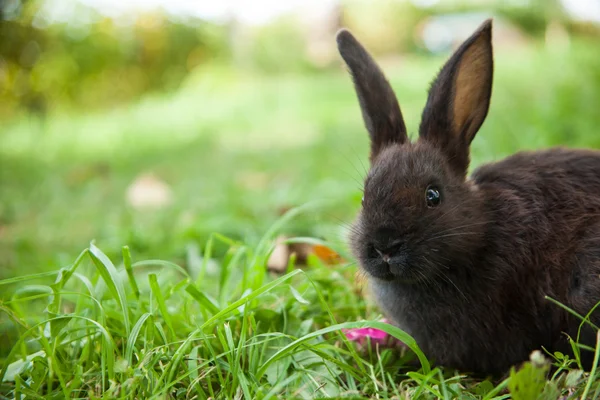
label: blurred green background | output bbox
[1,0,600,279]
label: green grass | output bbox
[2,39,600,398]
[0,227,597,398]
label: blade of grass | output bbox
[131,259,189,278]
[235,314,249,388]
[581,330,600,400]
[122,246,140,300]
[0,316,116,384]
[216,324,233,392]
[250,202,327,289]
[160,269,305,390]
[482,377,510,400]
[545,296,599,330]
[219,245,247,306]
[185,283,220,315]
[186,345,201,390]
[201,269,304,330]
[198,235,214,285]
[237,371,252,400]
[407,369,442,398]
[438,369,451,400]
[302,272,368,375]
[47,249,88,314]
[148,273,175,338]
[257,320,430,378]
[0,270,59,287]
[255,201,327,258]
[154,321,168,346]
[89,243,131,335]
[125,312,153,364]
[46,249,89,338]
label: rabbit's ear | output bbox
[419,19,493,176]
[337,29,408,162]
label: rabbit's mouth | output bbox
[389,257,421,283]
[362,250,416,282]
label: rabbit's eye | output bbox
[425,186,441,207]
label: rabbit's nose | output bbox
[374,248,391,263]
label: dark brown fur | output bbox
[337,20,600,374]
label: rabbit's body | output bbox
[373,147,600,373]
[336,20,600,374]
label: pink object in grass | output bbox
[342,319,391,346]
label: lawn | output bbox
[1,38,600,398]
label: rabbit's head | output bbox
[339,20,494,283]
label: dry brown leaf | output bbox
[288,242,313,264]
[268,236,346,273]
[312,244,343,265]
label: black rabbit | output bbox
[337,19,600,374]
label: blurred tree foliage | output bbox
[248,17,317,74]
[1,0,598,120]
[342,1,427,54]
[0,0,228,119]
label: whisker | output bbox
[427,231,482,241]
[338,149,367,188]
[420,255,468,301]
[430,203,463,225]
[345,142,369,177]
[438,270,468,301]
[428,221,488,237]
[419,256,441,290]
[415,269,432,290]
